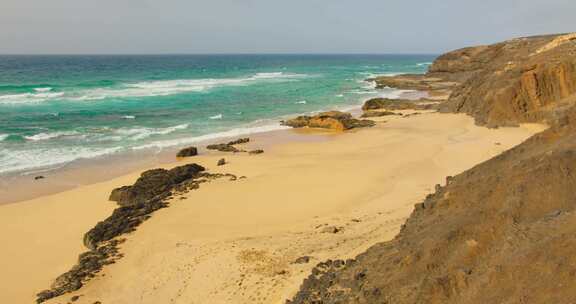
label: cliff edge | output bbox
[289,33,576,304]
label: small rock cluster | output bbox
[281,111,375,131]
[207,138,250,153]
[205,137,264,155]
[287,259,355,304]
[176,146,198,157]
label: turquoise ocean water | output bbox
[0,55,435,175]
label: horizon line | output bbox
[0,52,440,56]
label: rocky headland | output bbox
[289,33,576,303]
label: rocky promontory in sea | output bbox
[36,164,239,303]
[289,33,576,304]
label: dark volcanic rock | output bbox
[249,149,264,155]
[34,175,45,180]
[84,199,167,250]
[36,240,122,303]
[109,164,205,207]
[37,163,237,303]
[227,138,249,145]
[176,146,198,157]
[217,158,226,166]
[206,138,250,153]
[206,143,241,152]
[282,111,375,131]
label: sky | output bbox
[1,0,575,54]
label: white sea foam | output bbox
[0,134,9,141]
[377,88,414,99]
[336,94,344,97]
[70,72,307,101]
[252,72,285,79]
[417,62,433,66]
[134,123,289,151]
[0,72,308,105]
[122,115,136,119]
[0,146,122,175]
[0,92,64,105]
[0,121,289,175]
[115,124,189,141]
[295,100,307,104]
[209,114,223,120]
[24,131,81,141]
[359,72,403,79]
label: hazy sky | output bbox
[1,0,575,54]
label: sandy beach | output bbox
[0,111,545,304]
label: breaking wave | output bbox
[24,131,82,141]
[0,72,308,105]
[0,92,65,105]
[113,124,190,141]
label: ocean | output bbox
[0,54,435,176]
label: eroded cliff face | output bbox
[289,34,576,304]
[440,34,576,127]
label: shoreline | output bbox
[0,126,330,205]
[0,89,397,205]
[0,109,546,304]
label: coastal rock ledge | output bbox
[36,164,239,303]
[281,111,375,130]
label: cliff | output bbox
[289,33,576,304]
[440,33,576,127]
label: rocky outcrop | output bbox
[289,34,576,304]
[362,98,440,111]
[372,74,460,92]
[176,146,198,157]
[370,34,576,127]
[36,240,123,304]
[227,138,250,145]
[37,164,238,303]
[108,164,205,207]
[282,111,375,130]
[206,138,250,153]
[439,34,576,127]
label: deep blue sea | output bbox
[0,55,435,175]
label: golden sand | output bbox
[0,112,545,304]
